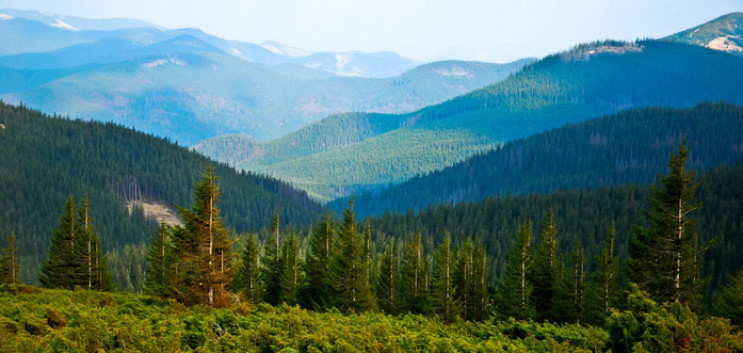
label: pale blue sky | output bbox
[1,0,741,62]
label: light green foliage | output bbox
[0,284,612,352]
[607,284,743,353]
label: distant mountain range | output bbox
[664,12,743,55]
[0,9,534,145]
[198,37,743,201]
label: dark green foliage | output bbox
[261,210,282,306]
[495,222,534,320]
[552,248,586,323]
[345,103,743,218]
[75,196,114,291]
[330,199,374,313]
[232,234,261,303]
[585,224,619,326]
[628,139,708,308]
[375,242,399,315]
[0,232,19,284]
[39,196,82,289]
[452,238,488,321]
[607,284,743,353]
[144,223,176,298]
[0,102,321,285]
[430,234,454,321]
[278,232,300,305]
[529,208,561,321]
[299,213,335,310]
[713,268,743,326]
[399,233,430,314]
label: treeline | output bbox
[0,102,322,284]
[343,102,743,217]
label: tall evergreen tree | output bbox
[400,233,429,314]
[279,232,300,305]
[470,240,488,321]
[300,213,335,310]
[178,166,236,307]
[529,208,561,321]
[0,231,19,284]
[628,138,710,308]
[261,209,282,305]
[495,221,534,320]
[233,233,261,304]
[375,242,399,315]
[144,223,176,297]
[453,238,487,321]
[585,224,619,326]
[431,234,454,322]
[330,198,374,313]
[76,196,113,291]
[40,196,80,289]
[552,247,585,323]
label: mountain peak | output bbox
[664,12,743,55]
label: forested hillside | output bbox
[0,102,322,284]
[363,165,743,306]
[342,102,743,216]
[202,40,743,201]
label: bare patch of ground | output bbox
[706,36,743,52]
[126,200,183,226]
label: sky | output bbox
[1,0,742,63]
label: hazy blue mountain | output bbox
[0,8,160,31]
[2,49,531,145]
[664,12,743,55]
[199,39,743,202]
[334,102,743,217]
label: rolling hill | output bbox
[665,12,743,55]
[197,38,743,201]
[336,102,743,217]
[0,102,323,285]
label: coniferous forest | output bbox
[2,10,743,351]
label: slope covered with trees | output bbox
[341,102,743,217]
[202,40,743,201]
[0,102,322,285]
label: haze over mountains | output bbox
[0,9,539,145]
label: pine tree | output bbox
[300,213,335,310]
[144,223,176,297]
[179,166,236,307]
[552,247,585,323]
[712,268,743,326]
[495,221,534,320]
[453,239,473,321]
[40,196,81,289]
[75,196,113,291]
[585,224,619,326]
[431,234,454,321]
[628,138,710,308]
[400,233,429,314]
[0,231,19,284]
[279,232,300,305]
[233,233,261,304]
[529,208,561,321]
[375,242,399,314]
[330,198,374,313]
[261,208,282,305]
[470,240,488,321]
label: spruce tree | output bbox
[330,198,374,313]
[40,196,80,289]
[495,221,534,320]
[179,166,236,306]
[453,239,474,321]
[261,209,282,305]
[300,213,335,310]
[144,223,176,297]
[431,234,454,322]
[0,231,19,284]
[233,233,261,304]
[75,196,113,291]
[628,138,709,308]
[552,247,585,323]
[529,208,561,321]
[375,242,399,314]
[400,233,430,314]
[279,232,300,305]
[585,224,619,326]
[470,240,488,321]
